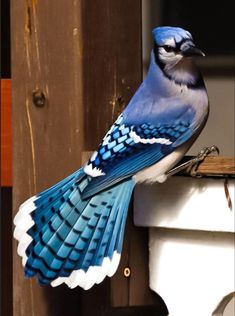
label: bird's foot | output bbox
[188,145,220,177]
[167,145,220,177]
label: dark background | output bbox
[162,0,235,56]
[1,0,11,78]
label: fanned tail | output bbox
[13,168,135,290]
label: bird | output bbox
[14,26,209,290]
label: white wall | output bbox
[190,77,234,156]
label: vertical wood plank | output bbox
[80,0,142,309]
[11,1,84,315]
[12,0,142,315]
[1,79,12,187]
[82,0,142,151]
[129,218,168,311]
[129,221,153,305]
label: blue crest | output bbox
[152,26,192,45]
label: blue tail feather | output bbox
[26,170,88,252]
[22,169,135,287]
[26,179,90,276]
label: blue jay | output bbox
[14,26,209,290]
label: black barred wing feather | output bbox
[83,114,192,198]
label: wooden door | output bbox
[11,1,167,315]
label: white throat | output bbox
[165,58,201,86]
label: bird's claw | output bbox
[188,145,220,177]
[195,145,219,161]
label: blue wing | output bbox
[83,105,196,199]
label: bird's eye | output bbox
[163,45,174,53]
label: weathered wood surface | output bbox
[1,79,12,187]
[11,1,84,315]
[196,156,235,176]
[81,1,142,151]
[11,1,163,316]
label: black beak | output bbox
[181,45,205,57]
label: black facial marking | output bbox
[155,38,192,59]
[153,41,205,90]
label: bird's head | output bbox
[152,26,205,87]
[152,26,205,70]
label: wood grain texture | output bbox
[11,1,153,316]
[82,0,142,151]
[196,156,235,176]
[1,79,12,187]
[11,1,84,315]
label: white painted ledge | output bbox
[134,177,235,232]
[133,176,235,316]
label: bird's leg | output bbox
[166,145,220,177]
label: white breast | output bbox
[133,142,190,184]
